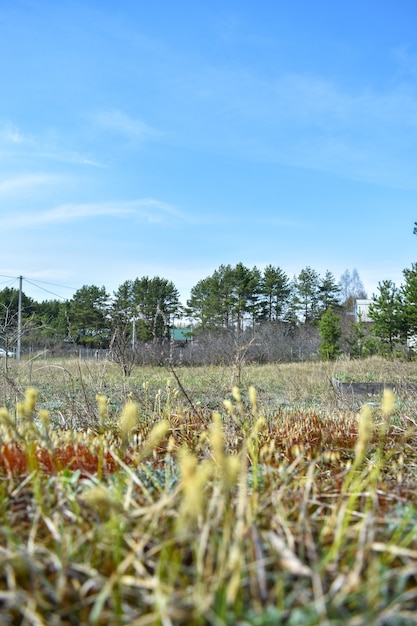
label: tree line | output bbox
[0,260,416,366]
[369,264,417,356]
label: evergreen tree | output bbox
[186,276,219,330]
[230,263,261,332]
[401,263,417,340]
[214,265,236,329]
[368,280,404,355]
[0,287,35,319]
[30,299,69,345]
[292,267,321,323]
[186,266,235,330]
[68,285,110,347]
[318,270,341,313]
[345,318,376,358]
[187,263,263,331]
[261,265,291,321]
[243,265,263,330]
[113,276,181,341]
[0,287,36,352]
[318,307,341,360]
[111,279,139,354]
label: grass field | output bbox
[0,356,417,625]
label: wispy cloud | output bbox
[272,73,417,131]
[34,151,107,168]
[0,198,182,229]
[0,174,60,195]
[0,121,106,169]
[0,122,27,144]
[185,64,417,187]
[95,110,162,141]
[266,75,417,187]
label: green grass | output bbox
[0,357,417,624]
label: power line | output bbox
[0,274,78,301]
[23,278,70,301]
[0,275,75,362]
[0,274,21,281]
[22,277,77,292]
[0,277,18,289]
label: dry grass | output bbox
[0,357,417,624]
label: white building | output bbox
[354,299,372,322]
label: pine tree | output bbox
[261,265,291,321]
[69,285,110,347]
[318,307,341,360]
[113,277,181,341]
[401,263,417,340]
[187,263,263,331]
[231,263,261,332]
[292,267,321,323]
[368,280,404,355]
[318,270,341,313]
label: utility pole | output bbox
[132,317,136,351]
[17,275,22,361]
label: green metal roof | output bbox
[170,328,193,341]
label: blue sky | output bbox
[1,0,416,305]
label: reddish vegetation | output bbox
[0,442,122,476]
[0,407,404,479]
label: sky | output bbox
[1,0,417,306]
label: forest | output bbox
[0,261,416,368]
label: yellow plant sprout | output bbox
[24,387,38,415]
[355,404,373,465]
[119,400,139,445]
[326,392,395,567]
[223,455,241,490]
[138,421,170,461]
[176,413,241,533]
[81,485,124,519]
[96,393,108,429]
[231,386,246,418]
[209,413,241,489]
[252,417,265,437]
[39,409,50,432]
[178,446,198,482]
[248,385,258,415]
[381,388,395,417]
[177,447,212,530]
[247,417,266,467]
[231,386,241,403]
[223,399,235,415]
[209,413,224,466]
[18,387,38,420]
[167,435,176,453]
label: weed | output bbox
[0,358,416,623]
